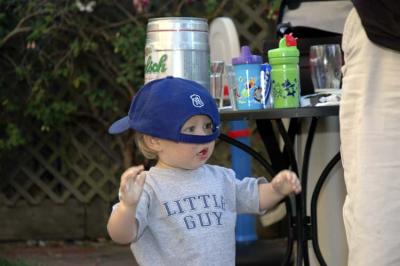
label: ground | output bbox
[0,238,289,266]
[0,240,138,266]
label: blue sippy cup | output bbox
[232,46,263,110]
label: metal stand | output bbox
[219,106,341,266]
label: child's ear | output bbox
[143,135,162,152]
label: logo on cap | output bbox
[190,94,204,108]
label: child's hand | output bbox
[118,165,146,207]
[271,170,301,196]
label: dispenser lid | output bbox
[232,46,263,64]
[268,33,300,58]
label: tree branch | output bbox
[0,10,48,47]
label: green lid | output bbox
[268,34,299,58]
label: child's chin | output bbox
[183,162,206,170]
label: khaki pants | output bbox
[340,8,400,266]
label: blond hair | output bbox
[134,132,158,160]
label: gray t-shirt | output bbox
[121,164,267,266]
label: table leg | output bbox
[218,133,295,265]
[276,117,341,266]
[310,152,341,266]
[219,120,341,266]
[275,119,308,266]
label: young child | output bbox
[107,76,301,265]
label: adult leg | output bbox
[340,8,400,266]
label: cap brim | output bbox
[108,116,130,134]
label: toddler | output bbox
[107,76,301,266]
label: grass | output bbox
[0,257,31,266]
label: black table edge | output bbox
[219,105,339,121]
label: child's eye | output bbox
[182,126,196,134]
[203,123,213,133]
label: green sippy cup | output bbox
[268,34,300,108]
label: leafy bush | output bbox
[0,0,226,168]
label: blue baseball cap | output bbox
[108,76,220,144]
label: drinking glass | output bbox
[210,61,225,108]
[309,44,342,91]
[225,64,238,110]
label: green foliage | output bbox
[0,1,148,156]
[0,257,30,266]
[113,25,146,89]
[0,123,25,150]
